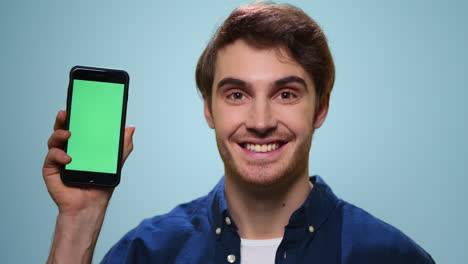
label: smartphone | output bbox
[61,66,129,187]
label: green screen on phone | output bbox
[65,79,124,174]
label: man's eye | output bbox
[229,92,244,100]
[279,92,295,100]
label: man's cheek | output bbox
[221,113,244,128]
[217,119,237,138]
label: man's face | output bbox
[204,39,328,188]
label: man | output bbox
[44,2,435,263]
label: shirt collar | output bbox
[208,175,339,238]
[208,176,230,232]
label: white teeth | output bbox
[245,143,280,153]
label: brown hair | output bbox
[195,1,335,112]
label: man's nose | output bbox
[245,99,277,135]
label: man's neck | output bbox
[224,172,313,240]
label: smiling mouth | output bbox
[239,142,287,153]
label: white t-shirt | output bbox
[240,237,283,264]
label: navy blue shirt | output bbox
[102,176,435,263]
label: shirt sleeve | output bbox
[100,228,138,264]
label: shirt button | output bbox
[215,227,221,235]
[225,216,232,225]
[227,254,236,263]
[309,225,315,233]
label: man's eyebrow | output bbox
[274,76,308,90]
[217,77,247,89]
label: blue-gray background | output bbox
[0,0,465,262]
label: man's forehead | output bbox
[213,39,312,88]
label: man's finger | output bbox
[53,110,67,131]
[48,130,71,149]
[43,148,71,169]
[124,126,135,146]
[122,126,135,162]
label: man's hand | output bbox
[44,110,135,264]
[43,110,135,215]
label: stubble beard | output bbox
[216,131,314,194]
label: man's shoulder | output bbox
[153,194,210,225]
[101,194,213,263]
[131,193,211,240]
[339,200,435,263]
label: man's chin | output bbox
[230,165,287,189]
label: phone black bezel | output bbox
[61,65,129,188]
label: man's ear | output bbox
[313,97,329,129]
[204,98,215,129]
